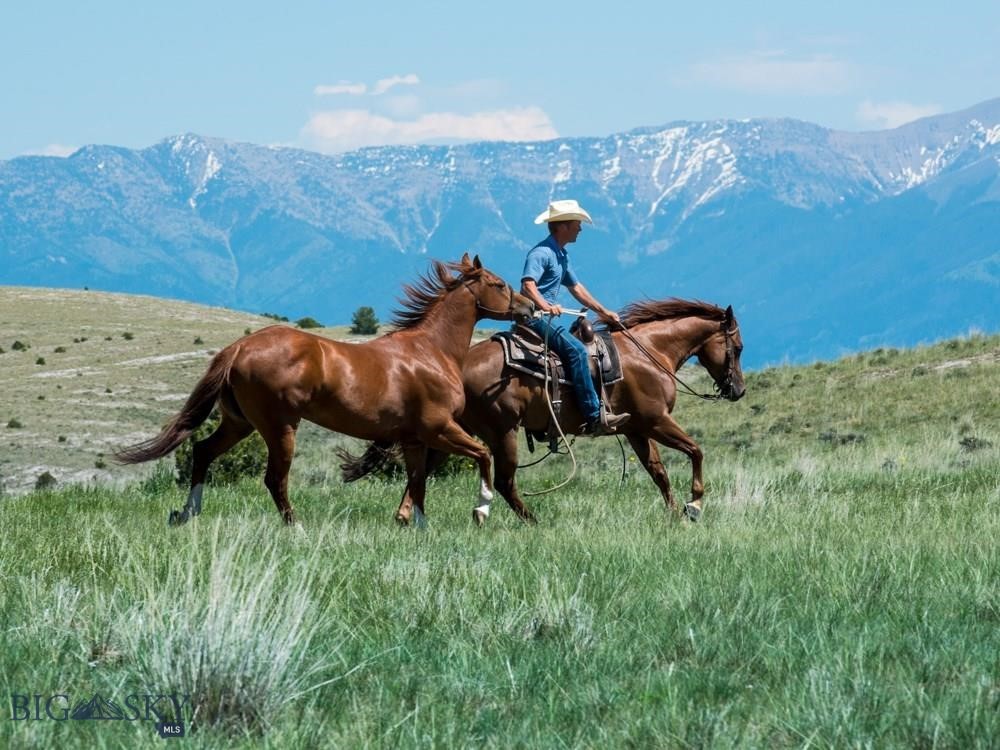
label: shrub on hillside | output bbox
[7,418,23,429]
[174,412,268,486]
[295,317,323,329]
[35,471,57,491]
[350,306,379,335]
[12,340,29,351]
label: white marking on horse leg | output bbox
[187,483,204,516]
[474,479,493,519]
[478,479,493,504]
[413,505,427,529]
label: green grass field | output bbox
[1,288,998,748]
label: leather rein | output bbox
[616,321,739,401]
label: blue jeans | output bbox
[525,317,601,422]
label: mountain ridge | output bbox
[2,99,999,366]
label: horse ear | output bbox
[472,254,483,269]
[460,252,471,265]
[725,305,734,322]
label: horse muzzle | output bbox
[511,293,535,322]
[724,380,746,401]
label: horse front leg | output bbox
[395,442,428,527]
[645,415,705,522]
[423,420,494,527]
[625,433,678,513]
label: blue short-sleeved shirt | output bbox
[521,234,579,304]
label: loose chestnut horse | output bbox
[344,299,745,523]
[116,254,534,526]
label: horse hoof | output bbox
[413,507,428,530]
[473,509,488,527]
[394,513,410,527]
[167,509,187,527]
[683,504,701,522]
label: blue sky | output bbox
[2,0,998,159]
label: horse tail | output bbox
[114,344,242,465]
[336,441,400,482]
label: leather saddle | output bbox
[491,318,624,387]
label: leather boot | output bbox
[583,410,630,436]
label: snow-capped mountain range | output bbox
[2,98,999,366]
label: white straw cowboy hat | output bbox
[533,199,594,225]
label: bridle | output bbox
[465,277,517,319]
[618,319,740,401]
[715,322,740,399]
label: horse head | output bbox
[459,253,534,322]
[694,305,746,401]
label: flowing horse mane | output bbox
[391,259,480,330]
[619,298,727,328]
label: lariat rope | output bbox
[521,310,579,497]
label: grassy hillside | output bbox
[0,287,443,493]
[0,286,997,748]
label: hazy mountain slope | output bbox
[2,99,998,366]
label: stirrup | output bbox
[584,410,629,436]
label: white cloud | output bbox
[856,99,943,129]
[314,74,420,97]
[686,52,853,95]
[300,107,558,153]
[314,81,367,96]
[371,73,419,96]
[23,143,77,157]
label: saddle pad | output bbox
[491,329,623,386]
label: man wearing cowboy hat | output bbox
[521,199,630,436]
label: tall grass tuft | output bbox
[112,521,343,733]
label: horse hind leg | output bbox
[169,411,253,526]
[485,429,536,526]
[261,423,300,525]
